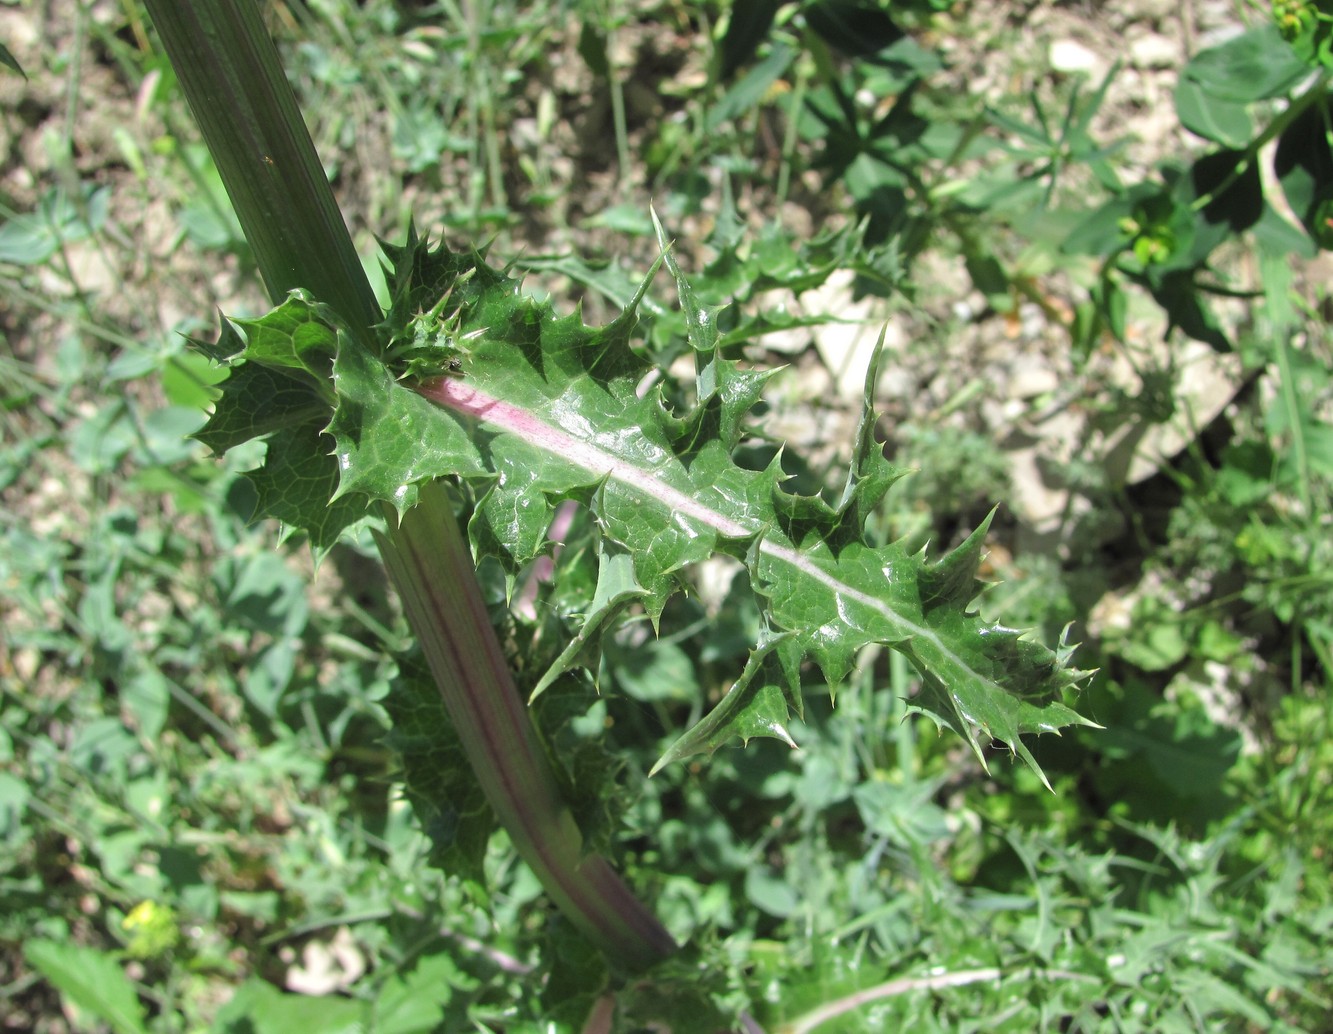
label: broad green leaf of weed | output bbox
[1062,192,1140,258]
[0,183,109,265]
[718,0,783,79]
[707,43,796,132]
[391,224,1090,780]
[372,952,464,1034]
[1181,23,1310,104]
[160,345,230,410]
[212,978,364,1033]
[603,634,701,704]
[1148,269,1231,351]
[175,144,246,252]
[23,940,148,1034]
[1174,76,1252,147]
[804,0,904,60]
[1190,149,1264,238]
[852,777,953,850]
[1089,679,1242,826]
[207,219,1093,783]
[1275,95,1333,249]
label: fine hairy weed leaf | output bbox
[196,216,1093,783]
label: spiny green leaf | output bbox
[248,423,365,550]
[199,218,1093,783]
[327,326,487,515]
[191,356,327,456]
[372,224,1090,781]
[652,627,801,774]
[531,544,643,701]
[193,294,363,550]
[229,299,340,392]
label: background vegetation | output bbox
[1,0,1330,1030]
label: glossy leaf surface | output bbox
[197,221,1092,782]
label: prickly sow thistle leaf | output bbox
[197,220,1093,783]
[193,294,365,551]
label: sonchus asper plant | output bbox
[144,0,1093,975]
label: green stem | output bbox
[610,61,631,188]
[378,484,676,968]
[142,0,674,968]
[142,0,380,333]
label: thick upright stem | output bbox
[143,0,674,968]
[141,0,379,330]
[378,484,676,968]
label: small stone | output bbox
[1009,358,1060,400]
[1129,33,1179,69]
[756,289,813,355]
[875,362,915,403]
[1138,0,1181,20]
[1049,39,1104,78]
